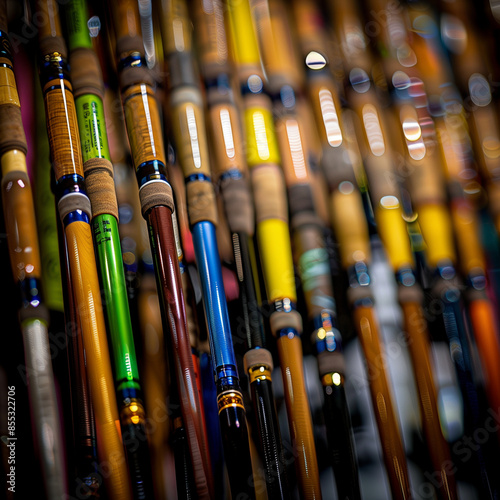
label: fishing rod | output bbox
[64,1,155,497]
[35,1,132,497]
[191,0,292,497]
[157,1,255,497]
[251,1,361,498]
[108,1,214,497]
[360,0,498,494]
[323,0,461,497]
[224,1,323,498]
[0,4,66,497]
[437,0,500,414]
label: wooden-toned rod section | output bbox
[36,0,132,497]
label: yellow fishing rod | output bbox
[225,1,321,498]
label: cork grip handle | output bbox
[44,81,84,179]
[330,184,371,268]
[171,87,218,225]
[70,48,105,100]
[275,114,312,188]
[123,85,166,169]
[83,158,119,220]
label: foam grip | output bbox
[257,219,297,302]
[330,185,370,268]
[320,144,357,191]
[375,203,413,271]
[220,176,254,235]
[243,347,274,372]
[417,203,456,267]
[450,201,485,275]
[70,48,105,99]
[317,350,346,377]
[83,157,119,220]
[170,88,212,178]
[251,164,288,223]
[186,181,218,225]
[0,105,27,156]
[1,167,42,280]
[269,309,303,336]
[167,52,198,90]
[139,180,175,217]
[353,305,411,500]
[277,335,321,499]
[65,221,132,500]
[58,192,92,220]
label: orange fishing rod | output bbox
[36,1,132,498]
[225,0,322,498]
[108,1,214,497]
[0,4,66,497]
[253,1,362,498]
[191,0,292,497]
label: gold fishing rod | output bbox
[225,0,322,498]
[252,1,362,498]
[36,1,132,497]
[191,0,292,497]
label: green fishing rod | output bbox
[64,1,154,497]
